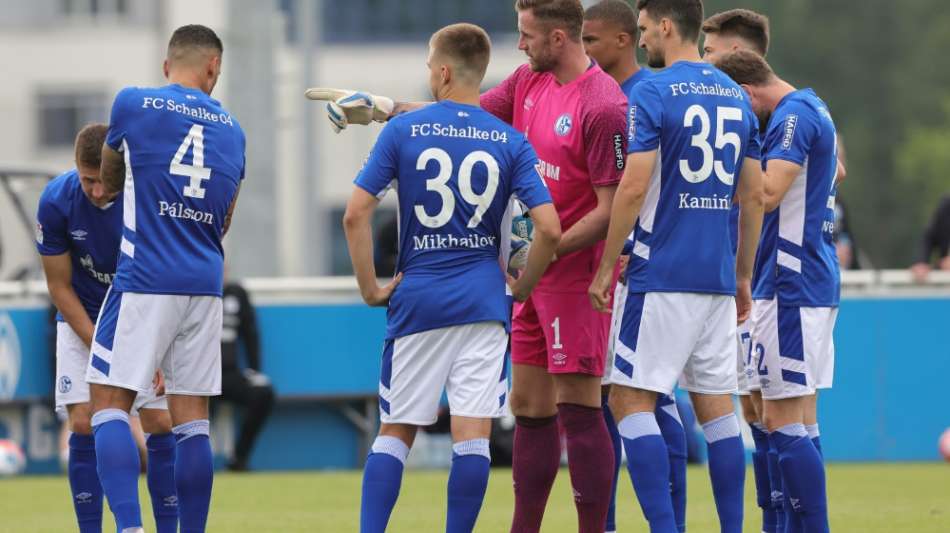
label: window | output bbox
[36,90,109,149]
[60,0,129,19]
[280,0,516,43]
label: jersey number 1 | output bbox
[171,124,212,199]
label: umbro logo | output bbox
[71,229,88,241]
[75,492,93,504]
[553,353,567,366]
[164,495,179,507]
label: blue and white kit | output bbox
[36,170,166,413]
[610,61,761,394]
[604,68,654,386]
[355,100,551,424]
[753,89,840,400]
[85,84,246,396]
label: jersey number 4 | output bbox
[171,124,212,199]
[680,105,742,185]
[414,148,499,229]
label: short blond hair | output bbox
[430,23,492,84]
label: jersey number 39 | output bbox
[414,148,499,229]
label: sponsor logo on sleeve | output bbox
[781,114,799,151]
[627,105,638,142]
[613,133,625,170]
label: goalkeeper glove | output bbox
[508,212,534,273]
[304,87,395,133]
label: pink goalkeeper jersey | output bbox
[481,63,628,292]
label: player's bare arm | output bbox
[223,183,241,236]
[508,203,561,302]
[735,157,765,323]
[41,253,96,347]
[588,150,656,312]
[556,184,617,258]
[343,186,402,307]
[98,144,125,196]
[762,158,803,212]
[835,157,847,186]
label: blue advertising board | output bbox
[1,295,948,473]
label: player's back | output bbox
[105,84,246,296]
[626,61,760,295]
[355,101,549,339]
[764,89,840,306]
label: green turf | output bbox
[1,464,948,532]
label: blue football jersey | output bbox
[620,69,653,101]
[761,89,840,306]
[625,62,761,294]
[105,84,246,296]
[355,100,552,339]
[751,213,779,300]
[36,170,122,322]
[619,69,654,256]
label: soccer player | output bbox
[588,1,764,532]
[346,23,559,533]
[314,2,628,529]
[85,25,245,533]
[482,4,628,531]
[37,124,178,533]
[700,9,783,532]
[714,49,840,533]
[583,3,688,532]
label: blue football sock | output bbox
[603,394,622,532]
[361,436,409,533]
[766,437,788,533]
[68,433,104,533]
[146,433,179,533]
[772,424,829,533]
[656,394,687,533]
[805,424,822,459]
[750,423,777,533]
[91,409,142,530]
[446,439,491,533]
[618,412,677,533]
[174,420,214,533]
[702,414,745,533]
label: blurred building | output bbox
[0,0,532,278]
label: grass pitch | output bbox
[1,464,948,532]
